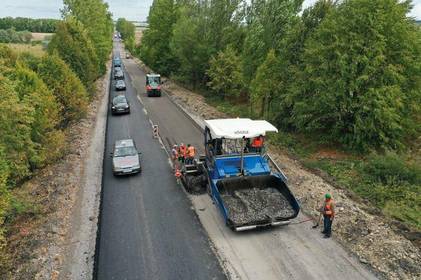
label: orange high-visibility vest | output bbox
[179,145,186,157]
[324,199,334,216]
[251,137,263,148]
[187,146,195,157]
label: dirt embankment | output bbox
[5,63,110,280]
[134,58,421,280]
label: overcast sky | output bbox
[1,0,421,22]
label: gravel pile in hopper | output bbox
[221,187,295,225]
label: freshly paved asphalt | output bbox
[94,43,226,280]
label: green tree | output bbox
[250,49,281,119]
[204,0,246,55]
[48,18,100,92]
[12,65,64,168]
[275,0,336,129]
[116,18,136,52]
[63,0,113,73]
[0,74,34,181]
[242,0,302,82]
[293,0,421,150]
[207,46,243,99]
[37,54,88,126]
[140,0,177,75]
[170,6,210,87]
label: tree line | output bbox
[0,0,113,273]
[139,0,421,152]
[0,17,59,33]
[116,18,136,53]
[0,28,32,43]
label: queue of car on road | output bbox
[110,55,141,176]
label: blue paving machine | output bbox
[182,118,300,231]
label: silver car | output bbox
[112,139,141,175]
[115,80,126,91]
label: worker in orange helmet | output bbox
[186,144,196,165]
[322,193,335,238]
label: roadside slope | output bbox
[7,61,111,280]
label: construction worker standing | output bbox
[171,144,178,163]
[178,143,186,163]
[186,144,196,165]
[322,193,335,238]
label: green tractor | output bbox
[146,73,162,97]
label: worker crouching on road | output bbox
[178,143,186,163]
[174,167,182,184]
[322,193,335,238]
[186,144,196,165]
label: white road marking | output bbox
[143,108,148,115]
[137,95,144,105]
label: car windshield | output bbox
[147,76,160,86]
[113,96,126,104]
[117,81,124,85]
[114,146,137,157]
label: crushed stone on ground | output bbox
[222,188,295,225]
[133,57,421,280]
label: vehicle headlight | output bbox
[125,104,129,108]
[112,106,115,109]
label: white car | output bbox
[112,139,141,175]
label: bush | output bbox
[363,153,421,185]
[0,145,11,273]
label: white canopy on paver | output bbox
[205,118,278,139]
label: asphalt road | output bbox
[120,41,379,280]
[94,43,226,280]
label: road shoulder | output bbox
[59,62,111,279]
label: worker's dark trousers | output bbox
[323,215,333,236]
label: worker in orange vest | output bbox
[322,193,335,238]
[174,167,182,184]
[178,143,186,163]
[251,135,264,153]
[186,144,196,164]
